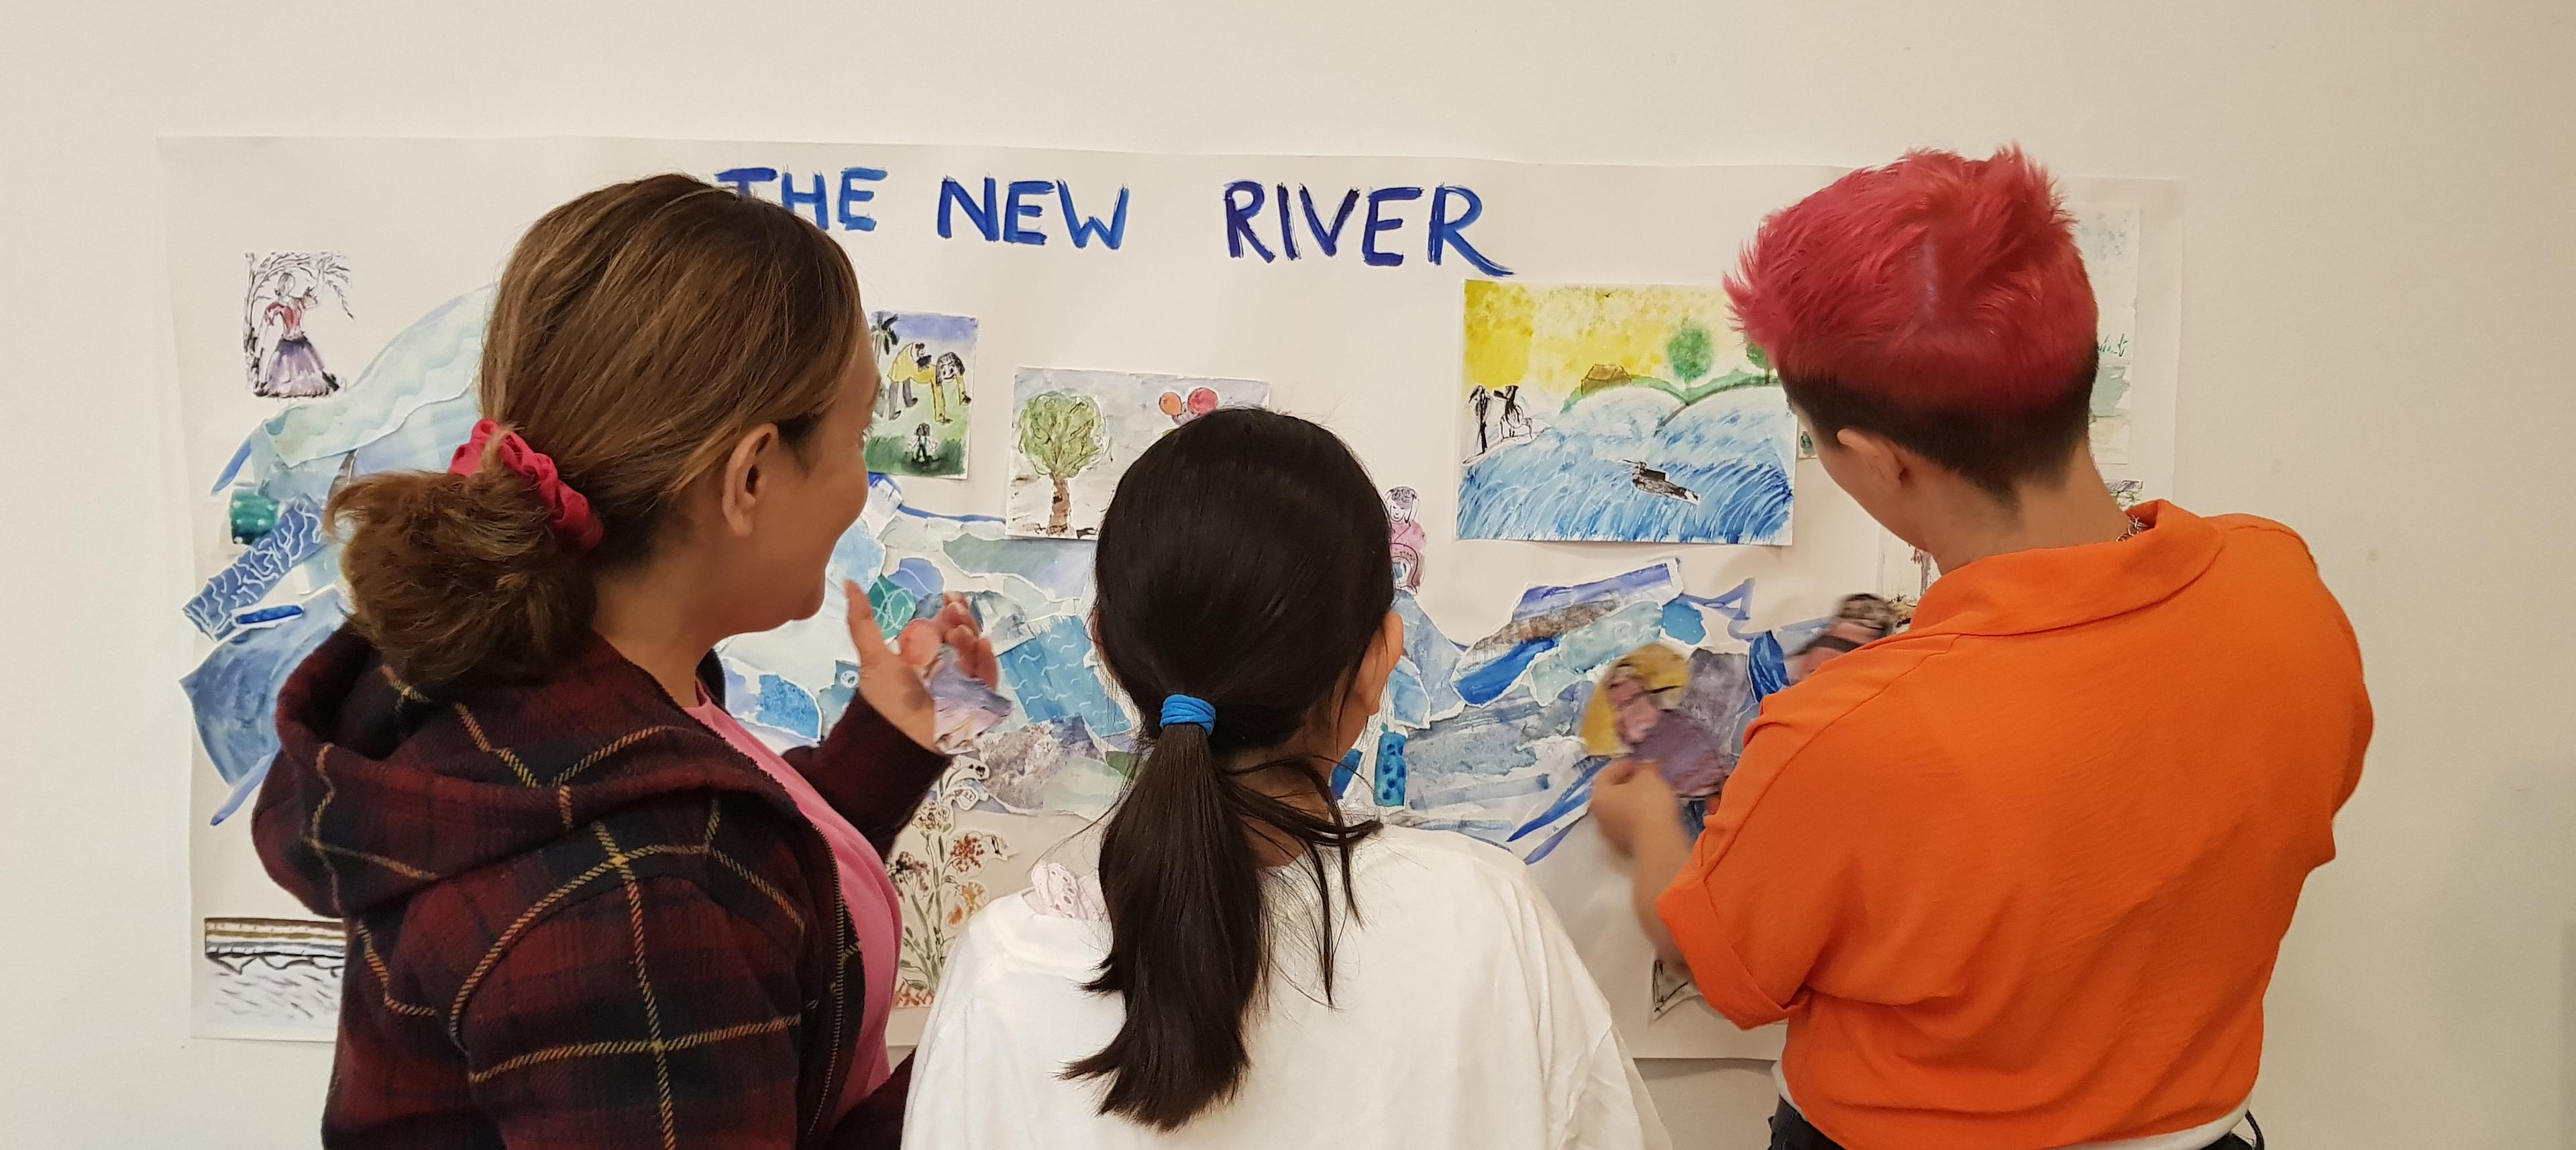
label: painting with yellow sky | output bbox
[1457,281,1796,544]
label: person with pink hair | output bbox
[1592,149,2368,1150]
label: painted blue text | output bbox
[938,177,1132,250]
[1223,181,1511,274]
[714,166,888,231]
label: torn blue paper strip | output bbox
[1456,563,1680,706]
[750,673,822,741]
[184,499,327,639]
[182,588,347,824]
[264,286,490,467]
[350,390,482,478]
[943,529,1095,603]
[1394,593,1465,722]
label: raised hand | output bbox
[845,582,999,751]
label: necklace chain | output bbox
[2118,514,2149,541]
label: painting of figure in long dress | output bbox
[243,252,353,399]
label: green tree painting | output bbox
[1017,390,1106,536]
[1666,320,1715,383]
[1746,341,1776,385]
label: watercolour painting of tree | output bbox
[1006,368,1267,539]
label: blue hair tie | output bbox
[1159,694,1216,734]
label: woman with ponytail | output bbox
[903,409,1668,1149]
[251,174,992,1149]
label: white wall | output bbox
[3,1,2569,1147]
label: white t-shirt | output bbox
[903,827,1670,1150]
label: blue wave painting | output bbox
[1460,387,1796,544]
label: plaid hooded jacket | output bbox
[254,629,945,1149]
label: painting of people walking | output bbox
[867,311,977,478]
[1456,282,1796,545]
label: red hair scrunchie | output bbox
[447,419,606,553]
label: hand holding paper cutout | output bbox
[846,582,1000,751]
[1587,758,1683,859]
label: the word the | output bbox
[714,166,888,232]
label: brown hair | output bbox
[329,174,863,687]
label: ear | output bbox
[1348,610,1404,716]
[1833,426,1911,496]
[716,424,784,537]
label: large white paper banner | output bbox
[164,137,2180,1057]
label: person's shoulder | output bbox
[2190,510,2350,609]
[1356,832,1621,1040]
[1753,631,1959,740]
[2202,509,2306,539]
[1372,823,1525,875]
[552,790,822,939]
[1723,634,1965,821]
[1356,829,1578,968]
[2204,511,2320,560]
[947,886,1040,957]
[944,884,1109,983]
[1362,826,1544,900]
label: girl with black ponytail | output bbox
[904,409,1668,1149]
